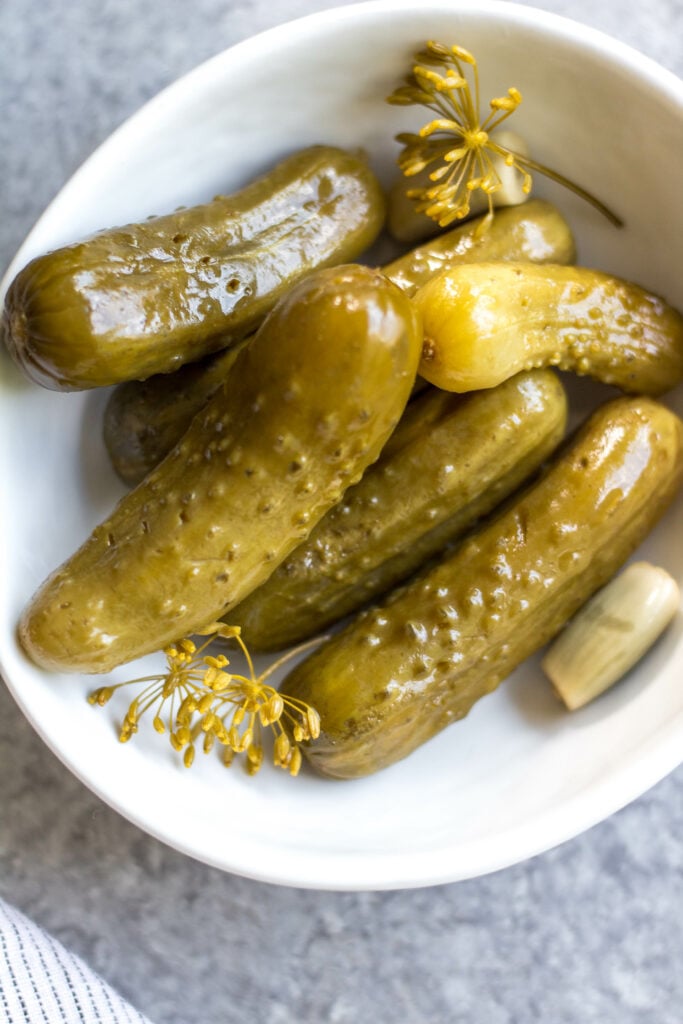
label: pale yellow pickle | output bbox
[416,262,683,394]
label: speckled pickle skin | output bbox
[232,369,568,650]
[19,265,422,674]
[2,147,386,390]
[416,262,683,394]
[102,199,575,484]
[282,397,683,779]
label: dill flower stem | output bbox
[509,152,624,227]
[482,106,516,134]
[258,635,329,685]
[233,632,256,682]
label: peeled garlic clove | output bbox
[387,129,530,243]
[542,562,680,710]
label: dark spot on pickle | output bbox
[227,278,240,292]
[318,176,334,202]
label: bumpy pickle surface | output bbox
[19,265,422,673]
[416,262,683,394]
[103,200,575,484]
[232,370,567,650]
[281,397,683,779]
[2,146,386,390]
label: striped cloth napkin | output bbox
[0,898,152,1023]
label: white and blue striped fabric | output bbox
[0,898,152,1024]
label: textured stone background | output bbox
[1,1,682,1022]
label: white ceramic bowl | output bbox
[1,0,682,890]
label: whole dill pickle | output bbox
[104,199,574,485]
[19,265,422,674]
[416,262,683,394]
[2,146,386,390]
[233,369,567,650]
[282,396,683,778]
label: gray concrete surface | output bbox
[1,1,682,1022]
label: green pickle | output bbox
[383,199,575,295]
[103,199,575,484]
[232,370,568,650]
[19,265,422,673]
[3,146,386,390]
[281,397,683,779]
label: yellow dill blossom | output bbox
[88,623,322,778]
[387,40,622,230]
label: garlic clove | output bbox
[542,561,680,711]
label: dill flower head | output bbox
[89,623,321,777]
[387,40,622,230]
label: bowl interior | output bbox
[1,0,682,889]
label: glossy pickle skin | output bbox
[232,370,568,651]
[2,146,386,390]
[103,199,575,484]
[282,397,683,779]
[383,199,575,295]
[19,266,422,674]
[416,262,683,394]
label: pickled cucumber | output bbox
[104,344,245,486]
[282,396,683,778]
[383,198,575,293]
[416,262,683,394]
[19,265,422,673]
[3,146,386,390]
[104,200,575,484]
[232,370,567,650]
